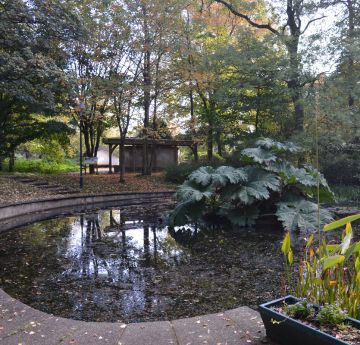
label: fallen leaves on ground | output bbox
[0,172,175,206]
[0,176,53,205]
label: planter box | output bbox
[259,296,360,345]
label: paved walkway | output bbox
[0,288,271,345]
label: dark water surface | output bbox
[0,204,285,322]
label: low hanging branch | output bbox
[213,0,280,36]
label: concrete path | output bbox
[0,288,272,345]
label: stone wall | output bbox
[0,192,174,233]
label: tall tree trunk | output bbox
[207,100,217,161]
[189,88,198,162]
[82,116,103,175]
[185,9,198,163]
[8,149,15,172]
[142,4,151,176]
[216,132,223,157]
[347,0,355,107]
[207,120,214,162]
[255,87,260,133]
[287,32,303,132]
[119,138,125,183]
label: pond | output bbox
[0,203,285,323]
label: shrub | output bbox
[168,138,334,231]
[165,162,204,184]
[318,304,347,326]
[332,185,360,204]
[4,158,78,174]
[165,159,226,184]
[284,301,315,319]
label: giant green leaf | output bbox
[231,167,280,204]
[168,199,206,227]
[241,147,277,164]
[189,166,215,187]
[256,138,300,153]
[188,166,247,188]
[276,199,333,231]
[213,166,247,185]
[176,180,213,202]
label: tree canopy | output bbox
[0,0,359,182]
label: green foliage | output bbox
[165,161,224,184]
[284,215,360,320]
[169,138,334,231]
[0,0,79,163]
[284,301,315,319]
[276,199,333,232]
[318,304,347,326]
[255,138,300,153]
[332,185,360,204]
[3,159,78,174]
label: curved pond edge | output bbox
[0,191,174,233]
[0,193,269,344]
[0,288,266,345]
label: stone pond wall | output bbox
[0,191,174,233]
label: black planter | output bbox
[259,296,360,345]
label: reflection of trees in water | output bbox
[73,212,162,279]
[0,206,186,320]
[56,209,184,318]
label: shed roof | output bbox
[103,137,193,147]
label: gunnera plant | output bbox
[168,138,333,231]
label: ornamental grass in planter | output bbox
[260,214,360,345]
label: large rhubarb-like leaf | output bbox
[276,199,333,231]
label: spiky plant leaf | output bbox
[268,162,317,187]
[246,167,281,191]
[189,166,247,188]
[304,165,332,190]
[256,138,300,153]
[176,180,213,202]
[268,162,334,202]
[188,166,215,186]
[230,167,280,205]
[241,147,277,164]
[276,199,333,231]
[213,166,247,185]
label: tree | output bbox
[213,0,327,133]
[0,0,79,169]
[169,1,290,161]
[68,0,122,173]
[109,27,142,182]
[125,0,185,175]
[322,0,360,108]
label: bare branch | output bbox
[301,15,327,34]
[214,0,280,36]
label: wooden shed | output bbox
[103,137,194,173]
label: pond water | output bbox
[0,203,285,322]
